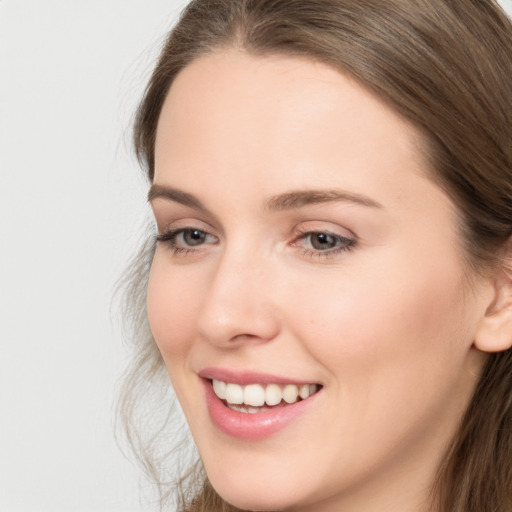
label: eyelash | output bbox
[155,227,356,260]
[155,228,217,256]
[292,229,356,259]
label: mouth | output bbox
[200,370,323,439]
[211,379,321,414]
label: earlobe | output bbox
[474,257,512,353]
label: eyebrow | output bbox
[148,184,383,211]
[148,184,210,212]
[265,189,383,211]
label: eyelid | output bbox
[157,226,216,240]
[292,220,356,242]
[155,223,219,256]
[290,224,357,260]
[154,218,357,261]
[154,213,216,235]
[156,226,218,242]
[151,203,223,238]
[293,229,355,247]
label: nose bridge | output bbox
[197,238,280,346]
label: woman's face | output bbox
[148,51,492,511]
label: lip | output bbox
[199,368,322,440]
[199,367,318,386]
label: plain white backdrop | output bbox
[1,1,511,511]
[0,2,189,511]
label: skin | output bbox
[147,51,497,512]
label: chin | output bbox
[208,469,308,511]
[214,489,293,512]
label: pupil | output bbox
[185,230,205,246]
[312,233,335,250]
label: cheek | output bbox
[283,249,473,407]
[146,255,201,360]
[278,255,478,475]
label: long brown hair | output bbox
[122,1,512,510]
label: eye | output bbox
[308,232,341,250]
[156,228,218,253]
[292,229,356,259]
[180,229,209,246]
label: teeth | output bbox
[265,383,282,406]
[282,384,299,404]
[225,383,244,404]
[227,404,263,414]
[244,384,265,407]
[212,379,319,407]
[212,379,226,399]
[299,384,311,399]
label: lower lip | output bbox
[203,380,318,440]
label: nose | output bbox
[196,244,281,348]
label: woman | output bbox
[119,1,512,510]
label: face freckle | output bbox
[147,50,489,512]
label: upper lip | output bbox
[199,367,321,386]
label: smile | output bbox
[212,379,320,411]
[200,371,323,439]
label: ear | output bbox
[474,249,512,353]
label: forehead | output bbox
[156,50,422,161]
[154,50,445,218]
